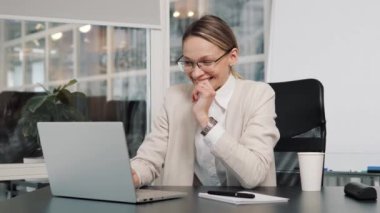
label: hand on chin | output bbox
[191,78,216,126]
[193,77,215,89]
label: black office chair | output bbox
[269,79,326,186]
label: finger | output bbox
[132,171,140,187]
[195,79,213,91]
[197,81,210,90]
[198,84,216,97]
[132,173,138,182]
[193,83,207,99]
[192,87,199,102]
[203,80,214,91]
[192,93,197,102]
[192,82,214,102]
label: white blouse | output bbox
[194,74,236,186]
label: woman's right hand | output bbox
[131,169,140,188]
[192,79,216,128]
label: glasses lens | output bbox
[177,62,185,72]
[178,61,194,72]
[197,62,214,72]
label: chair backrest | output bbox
[105,100,147,158]
[0,92,147,163]
[0,91,43,163]
[269,79,326,186]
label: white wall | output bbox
[267,0,380,171]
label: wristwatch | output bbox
[201,117,218,136]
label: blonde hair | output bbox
[182,15,242,79]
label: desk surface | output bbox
[0,186,378,213]
[325,171,380,177]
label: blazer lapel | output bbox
[225,79,243,137]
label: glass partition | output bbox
[78,25,107,77]
[48,30,74,81]
[25,38,45,84]
[4,20,21,41]
[0,19,149,163]
[113,27,147,73]
[26,21,46,35]
[5,45,23,87]
[78,80,107,97]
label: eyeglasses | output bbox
[176,48,233,73]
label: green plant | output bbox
[17,79,88,157]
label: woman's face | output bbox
[182,36,237,90]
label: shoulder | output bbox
[235,79,275,98]
[166,84,193,96]
[164,84,193,104]
[230,79,276,116]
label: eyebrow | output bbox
[182,55,215,61]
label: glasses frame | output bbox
[176,48,233,73]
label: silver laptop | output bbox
[37,122,186,203]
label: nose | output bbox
[190,65,205,79]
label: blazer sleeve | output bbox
[211,83,280,189]
[130,100,169,187]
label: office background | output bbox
[0,0,379,174]
[268,0,380,171]
[0,0,269,157]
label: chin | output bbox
[208,79,216,89]
[211,82,221,91]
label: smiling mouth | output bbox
[194,77,214,83]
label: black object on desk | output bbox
[207,190,255,199]
[344,182,377,200]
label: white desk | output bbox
[0,163,48,181]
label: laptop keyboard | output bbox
[136,189,184,200]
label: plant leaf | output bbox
[57,89,72,105]
[62,79,78,90]
[70,92,86,105]
[27,95,49,113]
[37,83,51,94]
[54,85,62,93]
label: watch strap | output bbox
[201,117,218,136]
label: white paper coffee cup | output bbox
[297,152,324,191]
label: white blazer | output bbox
[131,79,280,189]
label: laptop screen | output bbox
[37,122,137,202]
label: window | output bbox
[48,30,74,81]
[0,19,149,158]
[4,45,23,87]
[25,38,45,85]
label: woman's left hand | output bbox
[192,80,216,128]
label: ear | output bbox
[228,48,239,65]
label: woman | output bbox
[131,15,279,189]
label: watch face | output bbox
[209,117,217,125]
[201,117,218,136]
